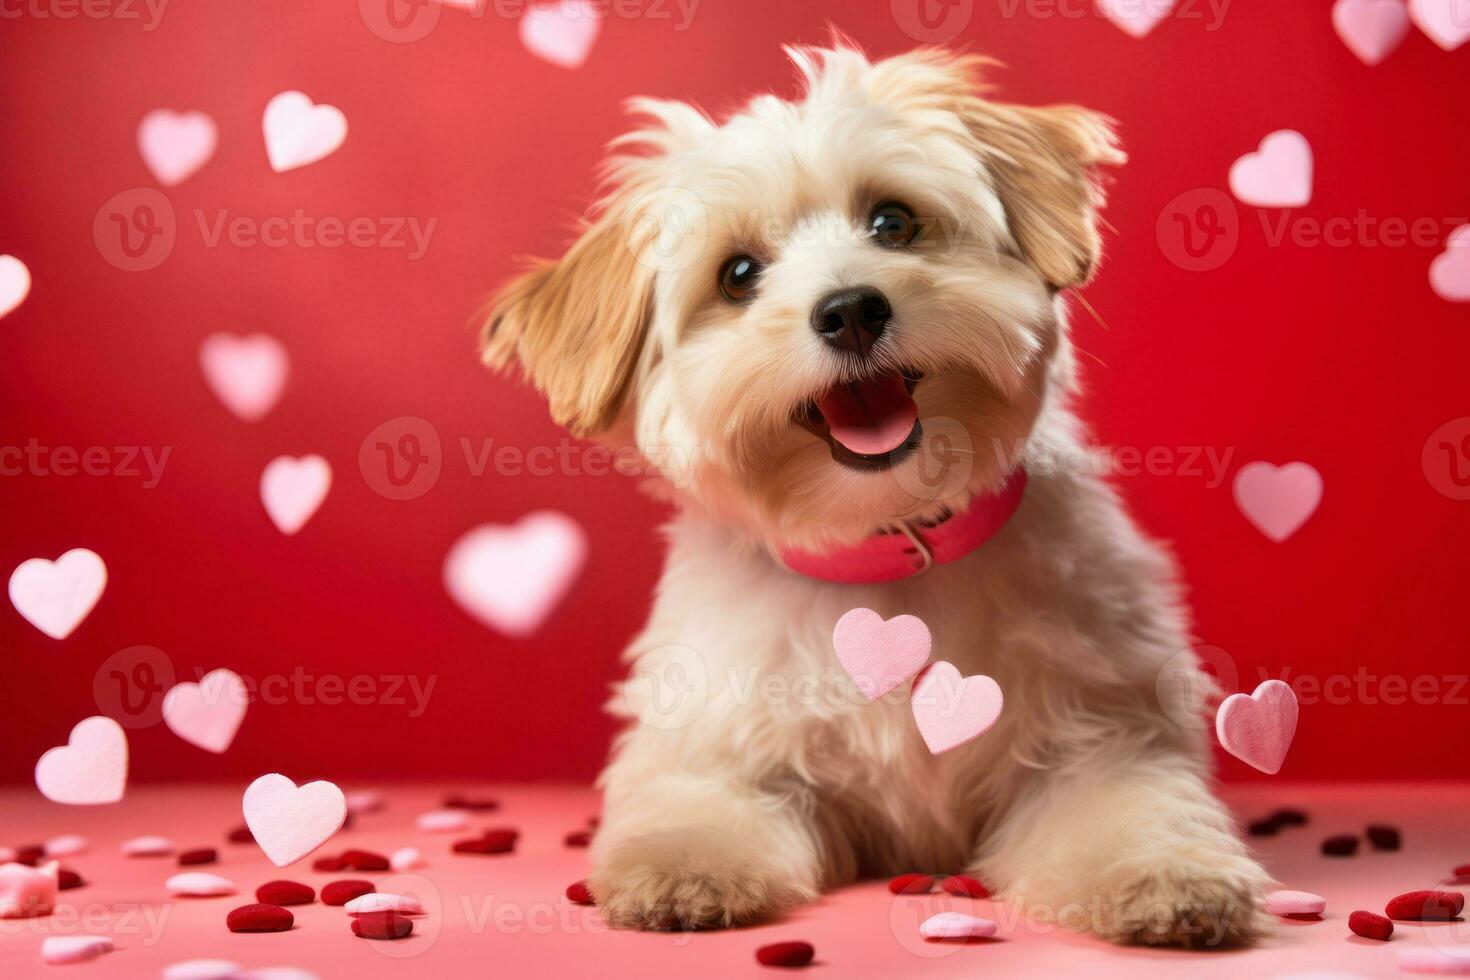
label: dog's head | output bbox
[483,44,1121,551]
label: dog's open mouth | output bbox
[799,370,923,470]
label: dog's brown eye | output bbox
[719,254,761,302]
[870,202,918,248]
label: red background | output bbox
[1,1,1467,785]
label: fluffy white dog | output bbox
[483,42,1271,947]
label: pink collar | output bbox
[778,469,1029,585]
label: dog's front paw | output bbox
[588,826,815,930]
[1096,855,1271,949]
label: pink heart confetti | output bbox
[43,835,88,857]
[242,773,346,867]
[138,108,217,186]
[1409,0,1470,49]
[1230,130,1313,208]
[0,861,58,919]
[1266,888,1327,915]
[0,254,31,319]
[910,662,1004,755]
[1095,0,1176,38]
[920,911,999,940]
[1216,679,1299,774]
[120,835,173,856]
[34,717,127,805]
[199,332,289,422]
[1333,0,1412,64]
[163,668,248,754]
[163,960,243,980]
[832,608,931,700]
[262,91,347,173]
[1233,461,1323,542]
[1431,224,1470,302]
[8,547,107,640]
[444,511,587,637]
[260,455,332,535]
[165,871,236,897]
[41,935,113,964]
[520,0,602,69]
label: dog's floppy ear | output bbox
[965,100,1124,290]
[481,204,654,437]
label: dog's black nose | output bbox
[811,287,891,357]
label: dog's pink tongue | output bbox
[817,373,918,456]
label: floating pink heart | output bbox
[1430,224,1470,302]
[1333,0,1412,64]
[262,91,347,173]
[8,548,107,640]
[910,662,1004,755]
[0,255,30,319]
[444,511,587,637]
[242,773,346,867]
[260,455,331,534]
[138,108,217,186]
[1230,130,1313,208]
[163,669,248,754]
[832,608,931,700]
[1233,461,1323,542]
[1095,0,1177,38]
[520,0,602,69]
[35,717,127,805]
[1409,0,1470,49]
[1216,679,1299,774]
[199,332,289,422]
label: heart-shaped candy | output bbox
[138,109,217,186]
[242,773,346,867]
[1431,225,1470,302]
[260,455,331,534]
[35,716,127,804]
[1216,679,1299,774]
[9,548,107,640]
[41,935,114,964]
[163,669,248,753]
[1095,0,1177,38]
[520,0,602,68]
[832,608,931,700]
[0,254,30,319]
[910,662,1004,755]
[1333,0,1412,64]
[1409,0,1470,49]
[199,332,289,422]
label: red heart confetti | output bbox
[351,911,414,940]
[226,903,293,933]
[178,848,217,866]
[312,855,347,872]
[227,826,254,844]
[1366,824,1401,851]
[563,830,591,848]
[340,849,390,871]
[887,873,936,895]
[322,880,375,906]
[1321,835,1359,857]
[1349,910,1393,940]
[940,875,989,898]
[256,880,315,906]
[1386,890,1465,920]
[57,869,84,890]
[445,794,500,811]
[565,880,594,905]
[755,941,814,967]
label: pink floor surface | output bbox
[2,783,1466,978]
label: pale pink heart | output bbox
[910,661,1004,755]
[163,960,243,980]
[199,332,289,422]
[0,254,31,319]
[41,935,114,964]
[1233,461,1323,542]
[8,548,106,640]
[120,835,173,856]
[417,809,468,832]
[1095,0,1177,38]
[44,834,88,857]
[444,511,587,637]
[34,717,127,805]
[345,789,384,814]
[1229,130,1313,208]
[390,847,425,871]
[1333,0,1412,64]
[920,911,999,939]
[520,0,603,69]
[345,892,424,915]
[138,109,217,186]
[1215,679,1299,774]
[260,455,332,535]
[163,668,248,754]
[1430,224,1470,302]
[832,608,932,700]
[1266,888,1327,915]
[0,861,57,918]
[262,91,348,173]
[165,871,236,897]
[1409,0,1470,49]
[242,773,346,867]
